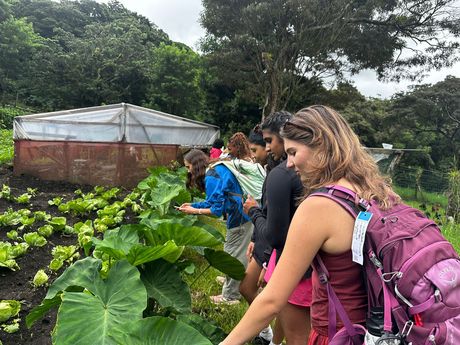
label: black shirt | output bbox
[249,160,304,261]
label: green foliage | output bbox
[442,222,460,253]
[388,76,460,169]
[28,258,149,344]
[113,316,213,345]
[201,0,460,116]
[447,169,460,222]
[394,185,448,208]
[140,260,192,314]
[32,269,49,287]
[146,43,206,118]
[0,130,13,164]
[0,300,20,323]
[0,106,26,129]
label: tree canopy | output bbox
[201,0,460,117]
[0,0,459,171]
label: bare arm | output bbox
[220,197,331,344]
[221,195,356,344]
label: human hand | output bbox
[178,205,196,214]
[243,195,258,214]
[257,266,267,288]
[246,241,254,261]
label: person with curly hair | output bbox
[227,132,252,161]
[179,148,254,305]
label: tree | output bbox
[388,76,460,169]
[145,43,206,118]
[0,1,43,103]
[201,0,460,118]
[10,0,171,110]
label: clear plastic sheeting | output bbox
[13,141,181,187]
[13,103,220,146]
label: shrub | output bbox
[0,130,13,164]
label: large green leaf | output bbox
[92,226,139,259]
[26,295,61,328]
[45,257,102,300]
[177,314,226,345]
[193,221,225,242]
[147,222,221,247]
[52,260,147,345]
[126,241,182,266]
[204,249,245,280]
[140,260,191,314]
[148,181,183,207]
[113,316,213,345]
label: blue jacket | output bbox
[192,164,250,229]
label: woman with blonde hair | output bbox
[220,105,399,344]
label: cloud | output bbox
[110,0,205,49]
[350,61,460,98]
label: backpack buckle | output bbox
[358,197,370,211]
[318,273,328,284]
[401,320,414,338]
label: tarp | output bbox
[13,141,180,188]
[13,103,220,146]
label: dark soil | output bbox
[0,164,134,345]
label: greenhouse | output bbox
[13,103,219,187]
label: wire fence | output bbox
[390,164,450,195]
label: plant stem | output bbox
[190,264,211,288]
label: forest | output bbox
[0,0,459,173]
[1,1,460,344]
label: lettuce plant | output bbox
[33,269,49,287]
[23,232,47,247]
[0,300,20,322]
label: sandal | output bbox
[210,294,240,305]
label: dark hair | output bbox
[183,149,208,192]
[261,110,292,135]
[228,132,251,159]
[212,138,224,149]
[248,127,265,147]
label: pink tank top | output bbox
[311,250,367,336]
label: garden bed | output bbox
[0,164,135,345]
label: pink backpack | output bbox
[310,186,460,345]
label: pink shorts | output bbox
[264,249,312,307]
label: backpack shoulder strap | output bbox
[309,185,370,219]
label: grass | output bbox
[182,216,251,342]
[442,222,460,253]
[0,129,13,164]
[394,185,448,208]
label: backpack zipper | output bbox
[378,222,437,258]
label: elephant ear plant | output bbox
[27,166,245,344]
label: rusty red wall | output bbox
[13,140,181,188]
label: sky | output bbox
[102,0,460,99]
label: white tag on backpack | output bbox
[352,211,373,265]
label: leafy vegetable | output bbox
[0,300,20,322]
[2,318,20,333]
[47,217,67,231]
[23,232,47,247]
[33,269,49,287]
[6,230,18,241]
[37,225,54,238]
[49,245,79,272]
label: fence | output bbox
[390,164,449,195]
